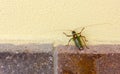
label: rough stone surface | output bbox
[57,45,120,74]
[96,54,120,74]
[0,44,54,74]
[58,53,103,74]
[0,44,120,74]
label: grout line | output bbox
[53,47,58,74]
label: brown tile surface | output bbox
[96,54,120,74]
[57,45,120,74]
[58,53,103,74]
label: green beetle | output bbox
[63,27,89,50]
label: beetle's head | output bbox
[72,31,76,35]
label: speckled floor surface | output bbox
[0,44,120,74]
[57,45,120,74]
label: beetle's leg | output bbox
[67,38,73,45]
[81,35,88,42]
[63,32,72,37]
[80,36,89,49]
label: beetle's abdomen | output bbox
[74,38,83,49]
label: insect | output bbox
[63,27,89,50]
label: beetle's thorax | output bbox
[73,34,77,38]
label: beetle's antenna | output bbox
[74,23,113,30]
[84,23,113,28]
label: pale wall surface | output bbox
[0,0,120,45]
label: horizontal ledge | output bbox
[56,44,120,54]
[0,44,53,53]
[0,44,120,54]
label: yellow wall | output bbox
[0,0,120,45]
